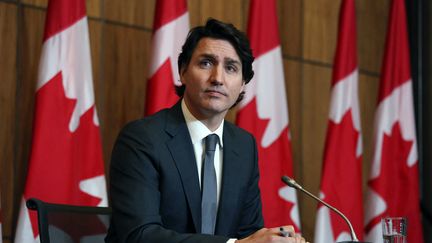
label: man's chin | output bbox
[201,104,230,116]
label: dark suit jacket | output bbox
[106,101,264,243]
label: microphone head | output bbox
[281,176,299,189]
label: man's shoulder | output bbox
[119,107,176,138]
[224,120,255,141]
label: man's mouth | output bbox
[205,89,227,97]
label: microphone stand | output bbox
[281,176,371,243]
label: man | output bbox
[106,18,306,243]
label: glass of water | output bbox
[381,217,407,243]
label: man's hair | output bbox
[176,18,254,106]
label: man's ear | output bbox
[179,66,187,85]
[240,80,246,92]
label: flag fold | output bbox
[145,0,189,116]
[314,0,364,242]
[237,0,300,230]
[15,0,107,241]
[364,0,424,242]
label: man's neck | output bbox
[182,99,226,132]
[201,115,225,132]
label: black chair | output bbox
[26,198,111,243]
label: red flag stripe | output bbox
[153,0,187,30]
[377,0,412,102]
[43,0,86,41]
[246,0,280,58]
[331,0,358,85]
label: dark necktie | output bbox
[201,134,218,234]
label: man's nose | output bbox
[210,65,224,85]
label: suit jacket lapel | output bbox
[216,122,243,235]
[165,102,202,233]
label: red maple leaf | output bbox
[237,99,297,229]
[145,59,178,116]
[320,110,363,240]
[25,72,105,236]
[367,122,423,242]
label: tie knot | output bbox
[205,134,218,152]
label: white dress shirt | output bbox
[181,100,224,205]
[181,100,237,243]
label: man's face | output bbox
[180,37,245,120]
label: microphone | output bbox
[281,175,369,243]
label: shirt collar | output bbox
[181,99,224,147]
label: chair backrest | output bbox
[26,198,112,243]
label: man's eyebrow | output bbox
[225,58,241,66]
[199,53,217,60]
[198,53,241,66]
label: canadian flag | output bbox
[364,0,424,242]
[15,0,107,242]
[236,0,300,230]
[144,0,189,116]
[314,0,364,242]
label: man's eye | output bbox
[199,60,212,68]
[226,65,238,73]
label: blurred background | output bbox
[0,0,430,242]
